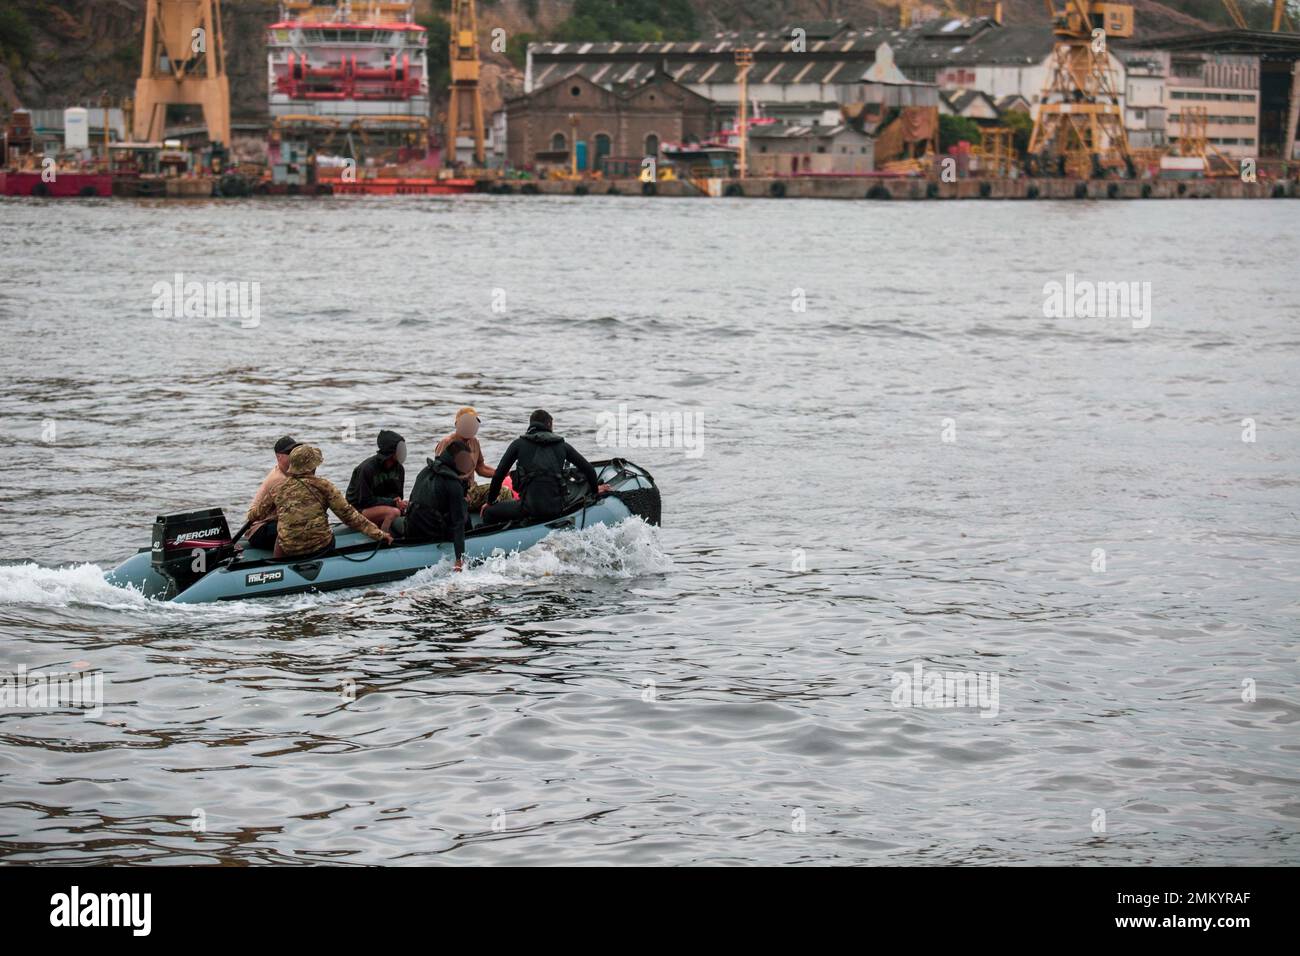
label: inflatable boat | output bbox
[104,459,660,603]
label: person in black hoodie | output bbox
[402,438,475,570]
[481,409,610,525]
[345,429,407,533]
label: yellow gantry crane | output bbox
[1221,0,1294,31]
[445,0,486,167]
[1027,0,1134,177]
[134,0,231,145]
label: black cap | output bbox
[377,429,405,455]
[274,435,301,455]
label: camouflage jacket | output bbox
[249,471,382,555]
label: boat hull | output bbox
[1,170,113,197]
[104,460,659,603]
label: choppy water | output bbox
[0,195,1297,865]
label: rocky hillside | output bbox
[0,0,1264,122]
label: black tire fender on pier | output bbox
[641,180,658,196]
[769,181,786,198]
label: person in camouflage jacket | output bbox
[247,444,390,558]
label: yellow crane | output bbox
[445,0,486,167]
[1221,0,1294,31]
[134,0,231,145]
[1027,1,1134,178]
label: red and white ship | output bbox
[266,1,472,192]
[268,1,429,132]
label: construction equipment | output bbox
[134,0,231,146]
[1027,1,1133,178]
[445,0,485,167]
[977,126,1016,176]
[1171,105,1238,175]
[1221,0,1295,31]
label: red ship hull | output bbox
[1,171,113,197]
[329,177,477,195]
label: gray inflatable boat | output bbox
[104,459,660,603]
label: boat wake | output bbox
[0,519,671,612]
[395,517,672,597]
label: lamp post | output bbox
[568,112,579,178]
[734,47,753,179]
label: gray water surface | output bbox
[0,196,1297,865]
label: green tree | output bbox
[418,14,452,91]
[0,6,35,64]
[506,31,536,69]
[1001,110,1034,156]
[553,0,697,43]
[939,114,983,152]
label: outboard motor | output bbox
[151,508,234,597]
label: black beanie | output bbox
[377,430,404,455]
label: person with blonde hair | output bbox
[434,406,505,512]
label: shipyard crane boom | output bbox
[1222,0,1249,28]
[134,0,231,145]
[445,0,486,167]
[1220,0,1296,31]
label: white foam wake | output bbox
[399,518,673,594]
[0,562,153,609]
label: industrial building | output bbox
[748,122,874,175]
[523,20,937,133]
[504,72,715,173]
[1141,30,1300,161]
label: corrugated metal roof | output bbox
[892,22,1056,68]
[526,19,1053,93]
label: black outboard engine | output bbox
[151,508,234,597]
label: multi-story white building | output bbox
[1117,49,1169,151]
[1164,52,1261,159]
[892,18,1128,119]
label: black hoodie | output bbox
[486,425,600,518]
[405,446,469,557]
[345,444,405,511]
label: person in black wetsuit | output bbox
[481,409,611,525]
[401,439,475,571]
[345,430,407,533]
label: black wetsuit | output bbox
[483,427,600,523]
[405,452,468,560]
[346,453,404,510]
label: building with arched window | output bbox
[504,73,715,172]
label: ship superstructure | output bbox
[267,1,430,162]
